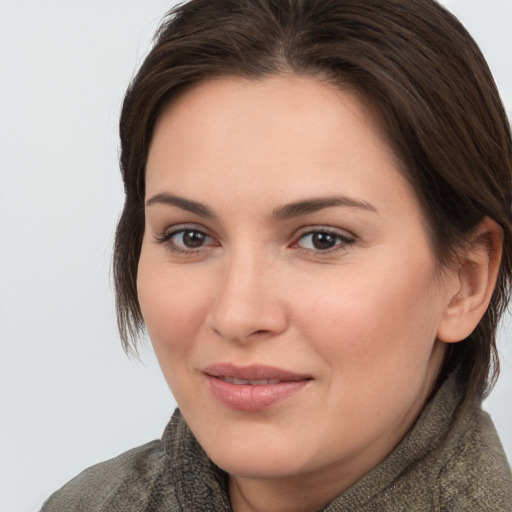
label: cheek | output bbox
[292,255,443,371]
[137,249,211,356]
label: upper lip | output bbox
[203,363,312,382]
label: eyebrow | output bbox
[145,193,216,218]
[145,192,376,220]
[272,195,377,220]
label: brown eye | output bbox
[181,230,207,248]
[297,230,354,252]
[165,229,212,251]
[311,232,337,250]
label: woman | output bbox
[42,0,512,510]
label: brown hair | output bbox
[114,0,512,402]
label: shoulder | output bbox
[40,439,177,512]
[436,405,512,510]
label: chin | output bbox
[211,447,308,480]
[191,420,312,479]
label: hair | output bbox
[114,0,512,402]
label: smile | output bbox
[221,377,281,385]
[202,364,312,412]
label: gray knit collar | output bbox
[162,374,463,511]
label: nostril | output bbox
[206,288,288,342]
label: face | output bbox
[138,76,457,490]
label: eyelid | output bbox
[292,226,356,253]
[153,223,355,255]
[154,224,218,253]
[293,225,355,240]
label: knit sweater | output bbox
[41,375,512,511]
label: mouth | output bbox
[202,363,312,411]
[203,363,311,382]
[220,377,281,385]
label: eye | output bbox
[295,229,354,252]
[174,229,208,249]
[157,227,214,252]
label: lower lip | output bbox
[205,376,310,412]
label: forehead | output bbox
[145,75,419,221]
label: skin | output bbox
[138,75,468,512]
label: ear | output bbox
[437,217,503,343]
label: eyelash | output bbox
[292,228,355,254]
[154,227,355,255]
[155,226,215,255]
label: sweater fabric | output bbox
[41,375,512,511]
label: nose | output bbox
[205,247,288,343]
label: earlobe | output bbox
[437,217,503,343]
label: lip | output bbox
[202,363,312,412]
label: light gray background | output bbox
[0,1,510,511]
